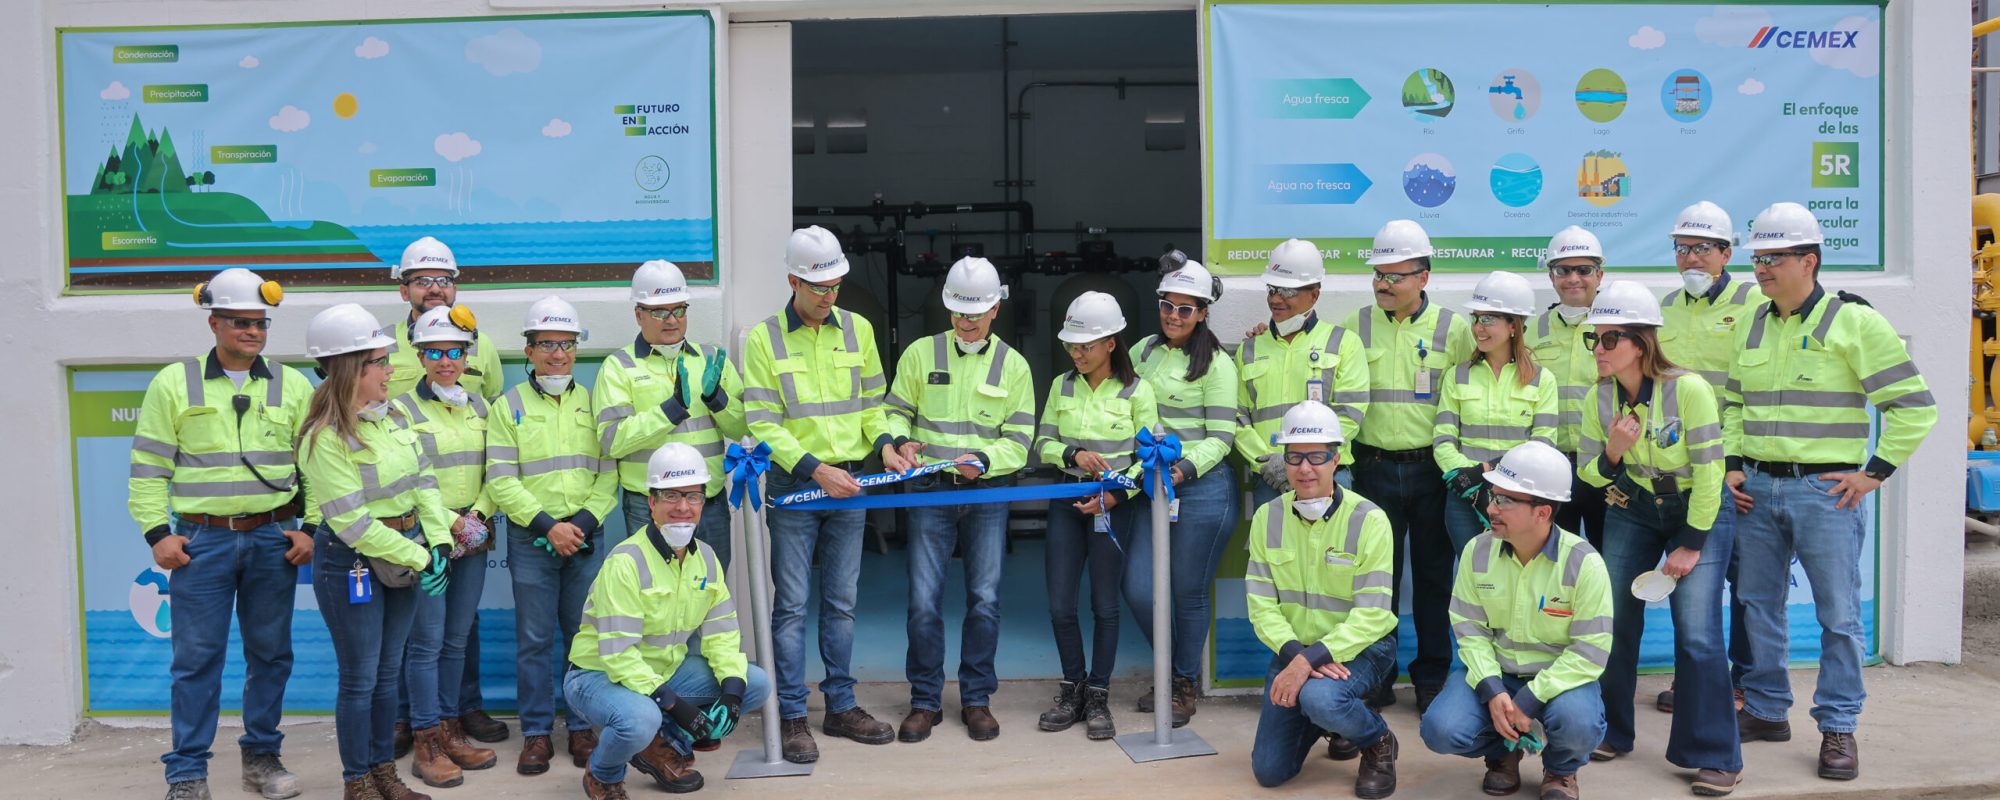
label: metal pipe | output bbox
[1150,461,1172,745]
[744,499,784,765]
[1968,515,2000,538]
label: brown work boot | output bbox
[823,707,895,745]
[1818,732,1859,780]
[516,734,552,775]
[1736,709,1791,742]
[583,771,630,800]
[393,721,413,760]
[1355,730,1398,799]
[898,708,942,743]
[439,718,497,770]
[1657,688,1676,713]
[629,734,704,793]
[780,717,819,764]
[962,706,1000,741]
[1732,686,1745,711]
[1170,676,1198,728]
[1326,733,1361,761]
[368,762,429,800]
[1482,748,1524,796]
[1538,772,1578,800]
[459,710,510,743]
[567,728,598,769]
[1693,767,1742,796]
[342,776,385,800]
[409,726,463,788]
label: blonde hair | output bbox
[299,351,370,455]
[1475,313,1540,387]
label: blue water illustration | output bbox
[1403,155,1456,208]
[1490,153,1544,208]
[1575,91,1629,104]
[348,219,717,269]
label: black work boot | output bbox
[1083,686,1116,741]
[1038,681,1082,732]
[1355,730,1399,799]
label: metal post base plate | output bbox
[1114,727,1218,763]
[725,747,816,779]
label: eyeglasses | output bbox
[362,354,393,370]
[404,276,456,289]
[1063,339,1108,356]
[801,281,842,297]
[1749,251,1809,268]
[215,316,271,331]
[421,347,467,361]
[650,489,704,506]
[1487,493,1544,512]
[1266,285,1307,299]
[1280,450,1337,466]
[1674,242,1724,257]
[1582,330,1638,351]
[1158,299,1201,320]
[1470,313,1509,327]
[1549,264,1600,278]
[530,339,578,353]
[642,305,689,321]
[1371,268,1425,285]
[951,311,987,322]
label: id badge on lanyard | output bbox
[1306,378,1326,404]
[1413,340,1434,400]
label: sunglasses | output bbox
[1471,313,1510,327]
[1583,330,1638,351]
[1749,251,1810,268]
[642,305,690,321]
[530,339,578,353]
[1487,493,1546,511]
[1266,285,1308,299]
[216,316,272,331]
[1158,299,1201,320]
[421,347,467,361]
[404,276,456,289]
[1674,242,1725,257]
[1063,339,1109,356]
[362,354,393,370]
[1280,450,1336,466]
[1371,268,1425,285]
[1549,264,1600,278]
[801,281,842,297]
[650,489,704,505]
[951,311,987,322]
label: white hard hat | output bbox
[195,267,282,310]
[522,296,586,338]
[410,305,478,345]
[1670,201,1734,243]
[1545,225,1605,265]
[1364,220,1435,266]
[1058,291,1127,344]
[645,442,712,490]
[1482,441,1573,502]
[1273,401,1345,445]
[305,304,395,359]
[1157,260,1219,303]
[1465,271,1538,317]
[1585,280,1665,326]
[942,256,1007,314]
[1746,202,1824,250]
[394,236,459,280]
[786,225,849,281]
[1264,239,1327,288]
[632,260,690,307]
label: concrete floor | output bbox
[6,666,1999,800]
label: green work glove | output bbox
[419,545,450,597]
[700,348,726,400]
[675,355,693,409]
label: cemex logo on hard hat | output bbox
[541,315,574,324]
[662,468,699,479]
[1747,26,1859,49]
[1558,244,1593,254]
[1291,426,1324,435]
[1498,464,1524,482]
[1591,306,1623,317]
[1682,221,1716,231]
[1751,231,1789,242]
[417,255,451,265]
[811,259,841,271]
[951,292,982,304]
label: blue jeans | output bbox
[1556,466,1610,552]
[1734,471,1867,733]
[1443,491,1486,555]
[1250,635,1397,788]
[1351,455,1452,689]
[765,468,867,719]
[1420,670,1606,778]
[1046,495,1138,688]
[406,553,488,728]
[161,519,299,783]
[1599,485,1742,770]
[905,484,1009,711]
[508,517,606,736]
[1124,464,1240,681]
[312,528,420,781]
[623,489,732,571]
[565,658,772,784]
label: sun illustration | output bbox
[333,92,358,119]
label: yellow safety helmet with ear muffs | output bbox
[412,304,479,345]
[194,267,282,310]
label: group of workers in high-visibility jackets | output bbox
[132,197,1933,800]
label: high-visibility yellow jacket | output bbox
[1722,286,1937,475]
[594,337,747,498]
[569,531,745,697]
[1033,372,1160,497]
[486,381,618,535]
[392,384,495,517]
[1659,275,1765,395]
[1434,359,1558,473]
[1578,373,1723,548]
[1525,308,1596,454]
[1342,297,1474,452]
[1133,335,1240,479]
[1449,528,1614,717]
[299,409,455,568]
[1244,488,1397,666]
[1234,316,1370,464]
[387,313,506,402]
[884,333,1037,479]
[128,351,313,538]
[741,305,892,480]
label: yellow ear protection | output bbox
[260,280,284,306]
[448,305,478,333]
[192,282,210,307]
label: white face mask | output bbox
[662,522,696,549]
[1292,496,1333,521]
[535,374,572,395]
[358,401,392,422]
[1556,304,1590,324]
[1680,269,1717,297]
[655,340,685,360]
[431,382,470,407]
[955,334,988,355]
[1272,311,1311,337]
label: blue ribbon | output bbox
[723,442,771,511]
[772,466,1139,511]
[772,459,971,506]
[1136,428,1183,508]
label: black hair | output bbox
[1107,336,1139,388]
[1411,256,1433,272]
[1171,278,1227,382]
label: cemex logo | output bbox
[1557,244,1593,254]
[540,315,574,325]
[1747,26,1859,49]
[417,255,451,264]
[1590,307,1623,317]
[662,468,699,479]
[1291,426,1324,435]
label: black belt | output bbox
[1744,458,1857,479]
[1351,443,1430,463]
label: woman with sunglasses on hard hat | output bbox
[1124,254,1239,729]
[1034,291,1159,744]
[390,305,500,789]
[297,304,457,800]
[1575,281,1741,796]
[1434,271,1558,554]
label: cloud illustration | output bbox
[99,81,130,100]
[269,105,311,132]
[541,118,572,138]
[1737,78,1765,95]
[355,36,390,59]
[239,55,259,69]
[466,28,541,76]
[358,141,379,154]
[1628,26,1665,50]
[434,132,483,162]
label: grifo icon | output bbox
[1401,68,1455,121]
[1487,69,1541,122]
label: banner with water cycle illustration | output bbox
[1203,1,1884,274]
[57,12,716,293]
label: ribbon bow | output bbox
[1135,428,1183,507]
[724,441,772,511]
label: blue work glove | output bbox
[704,692,742,739]
[1445,467,1485,503]
[419,545,450,597]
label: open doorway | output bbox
[789,11,1201,683]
